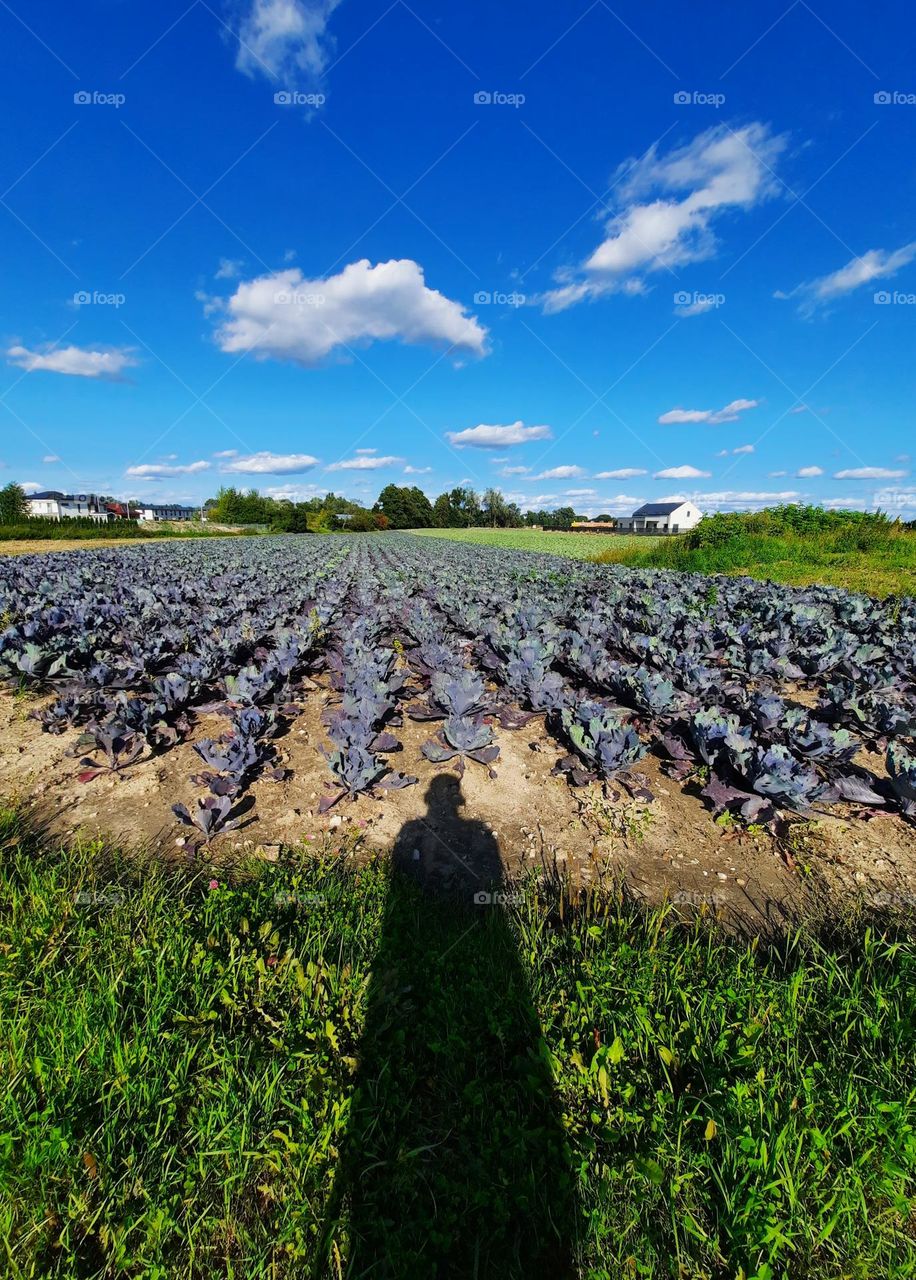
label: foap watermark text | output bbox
[473,289,526,307]
[674,90,725,108]
[74,290,126,308]
[474,90,525,107]
[74,90,125,108]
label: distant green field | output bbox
[408,527,661,560]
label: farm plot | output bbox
[1,535,915,907]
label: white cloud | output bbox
[126,461,211,478]
[500,464,531,476]
[7,343,137,380]
[535,464,585,480]
[42,454,61,463]
[216,257,245,280]
[542,123,786,311]
[571,492,645,515]
[403,465,432,475]
[326,454,404,471]
[777,242,916,314]
[833,466,908,480]
[654,465,712,479]
[768,470,787,477]
[796,465,823,477]
[355,447,376,454]
[659,397,759,425]
[789,404,809,415]
[565,487,596,496]
[214,259,488,365]
[222,451,319,474]
[233,0,340,85]
[262,481,328,501]
[22,481,42,494]
[594,467,648,479]
[213,449,239,458]
[446,420,552,449]
[717,443,755,457]
[682,489,801,509]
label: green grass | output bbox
[408,526,662,560]
[408,520,916,597]
[2,809,915,1278]
[623,526,916,597]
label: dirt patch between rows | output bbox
[3,684,915,932]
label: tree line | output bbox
[204,484,608,531]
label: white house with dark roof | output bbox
[25,491,111,522]
[618,501,702,533]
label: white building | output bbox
[618,501,702,533]
[136,503,197,522]
[26,491,111,522]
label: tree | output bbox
[0,482,27,525]
[432,492,452,528]
[445,486,481,527]
[374,484,434,529]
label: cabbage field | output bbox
[1,534,915,846]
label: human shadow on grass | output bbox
[319,774,579,1279]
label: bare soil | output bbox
[0,539,174,557]
[3,684,915,931]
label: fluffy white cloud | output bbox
[654,465,712,479]
[500,465,531,476]
[403,465,432,475]
[234,0,340,84]
[213,449,239,458]
[535,465,585,480]
[565,487,596,496]
[7,343,137,380]
[446,421,552,449]
[594,467,648,479]
[326,454,404,471]
[22,481,42,494]
[717,444,755,457]
[42,454,61,463]
[658,397,758,425]
[214,259,488,365]
[126,461,211,477]
[834,466,908,480]
[221,451,319,474]
[542,123,786,311]
[796,465,823,477]
[776,242,916,314]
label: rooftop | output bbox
[632,502,687,517]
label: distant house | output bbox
[136,503,197,522]
[618,501,702,534]
[26,491,112,523]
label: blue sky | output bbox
[2,0,915,517]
